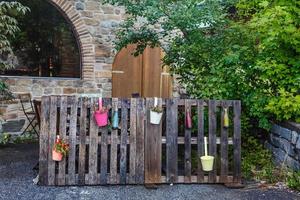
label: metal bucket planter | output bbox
[52,149,63,161]
[150,110,163,125]
[200,155,214,171]
[94,110,108,127]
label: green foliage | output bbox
[242,134,274,180]
[104,0,300,129]
[287,171,300,191]
[0,133,11,145]
[0,1,29,70]
[0,81,13,101]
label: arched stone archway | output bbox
[49,0,95,80]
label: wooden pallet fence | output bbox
[39,97,241,186]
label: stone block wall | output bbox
[266,123,300,170]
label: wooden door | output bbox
[112,45,172,98]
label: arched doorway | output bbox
[112,45,173,98]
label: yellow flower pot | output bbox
[200,155,214,172]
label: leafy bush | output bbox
[287,171,300,191]
[0,133,11,145]
[104,0,300,129]
[242,134,274,180]
[0,1,29,70]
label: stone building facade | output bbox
[0,0,182,134]
[2,0,126,98]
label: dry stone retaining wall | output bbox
[266,123,300,170]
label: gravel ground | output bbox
[0,143,299,200]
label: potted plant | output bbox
[52,136,69,162]
[200,137,214,171]
[94,97,109,127]
[150,105,163,125]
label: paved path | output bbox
[0,143,299,200]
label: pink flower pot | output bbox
[94,110,108,127]
[52,149,63,161]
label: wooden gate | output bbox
[112,45,173,98]
[39,96,241,186]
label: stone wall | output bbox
[266,123,300,170]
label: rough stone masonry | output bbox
[266,122,300,170]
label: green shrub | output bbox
[0,133,11,145]
[287,171,300,191]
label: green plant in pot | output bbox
[52,136,69,161]
[150,105,163,125]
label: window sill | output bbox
[0,76,81,81]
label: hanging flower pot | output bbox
[52,149,63,161]
[150,97,163,125]
[223,108,229,128]
[200,136,214,172]
[150,109,163,125]
[94,97,109,127]
[186,109,192,129]
[200,155,214,172]
[112,108,119,129]
[52,136,69,162]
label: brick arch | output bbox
[48,0,95,80]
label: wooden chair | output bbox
[18,93,39,136]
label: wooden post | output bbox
[145,98,162,184]
[39,96,50,185]
[166,98,178,183]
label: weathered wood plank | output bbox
[39,96,50,185]
[197,100,205,183]
[48,96,58,186]
[135,98,145,184]
[58,96,67,185]
[120,99,129,184]
[100,98,110,185]
[88,98,99,185]
[220,101,229,183]
[129,98,137,184]
[166,98,178,183]
[208,100,217,183]
[100,127,108,185]
[184,100,192,183]
[67,97,77,185]
[233,101,242,183]
[145,98,162,184]
[110,98,119,184]
[78,98,88,185]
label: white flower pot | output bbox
[150,110,163,125]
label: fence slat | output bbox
[88,98,99,185]
[184,100,192,183]
[197,100,204,183]
[120,99,128,184]
[58,96,67,185]
[78,98,88,185]
[48,96,58,185]
[39,96,50,185]
[110,98,119,184]
[233,101,241,183]
[220,101,229,183]
[208,100,217,183]
[145,98,162,184]
[129,98,137,184]
[100,127,108,185]
[67,97,77,185]
[166,98,178,183]
[135,98,145,184]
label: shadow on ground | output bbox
[0,143,299,200]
